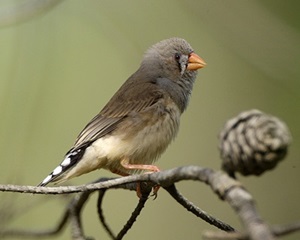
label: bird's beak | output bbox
[187,52,206,70]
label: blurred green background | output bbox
[0,0,299,239]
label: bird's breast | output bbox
[91,98,181,172]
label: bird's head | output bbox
[141,37,206,82]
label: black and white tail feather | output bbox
[37,146,87,187]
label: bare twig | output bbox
[273,221,300,237]
[203,221,300,240]
[0,174,149,194]
[97,189,116,239]
[164,184,235,232]
[0,166,299,240]
[96,182,153,240]
[203,230,244,240]
[116,185,151,240]
[68,191,93,240]
[208,172,275,240]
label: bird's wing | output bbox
[37,79,165,187]
[73,79,164,149]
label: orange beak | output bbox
[187,52,206,70]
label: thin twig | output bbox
[164,184,236,232]
[203,230,244,240]
[0,174,150,194]
[203,222,300,240]
[0,166,299,240]
[68,191,93,240]
[116,185,151,240]
[207,171,275,240]
[97,189,116,240]
[96,181,152,240]
[273,221,300,237]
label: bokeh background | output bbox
[0,0,299,239]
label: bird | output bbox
[38,37,206,193]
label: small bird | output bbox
[38,37,206,191]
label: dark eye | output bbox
[174,52,181,61]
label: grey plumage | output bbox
[38,37,206,187]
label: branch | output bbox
[68,190,92,240]
[96,182,152,240]
[116,188,151,240]
[97,189,115,239]
[164,184,235,232]
[1,167,299,239]
[0,174,154,194]
[1,165,299,239]
[203,222,300,240]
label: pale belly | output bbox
[95,103,181,173]
[64,101,181,178]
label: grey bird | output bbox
[38,37,206,192]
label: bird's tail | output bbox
[37,147,86,187]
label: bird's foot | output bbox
[120,158,161,198]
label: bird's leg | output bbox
[110,168,148,197]
[110,167,146,198]
[120,158,160,198]
[120,158,160,172]
[111,167,147,198]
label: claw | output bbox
[150,185,160,200]
[136,183,160,199]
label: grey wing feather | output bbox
[73,79,164,149]
[38,74,165,187]
[73,115,124,148]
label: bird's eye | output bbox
[174,53,181,61]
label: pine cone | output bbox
[219,110,292,177]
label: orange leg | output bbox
[120,158,160,172]
[120,158,161,198]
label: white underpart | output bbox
[63,136,119,179]
[61,101,181,181]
